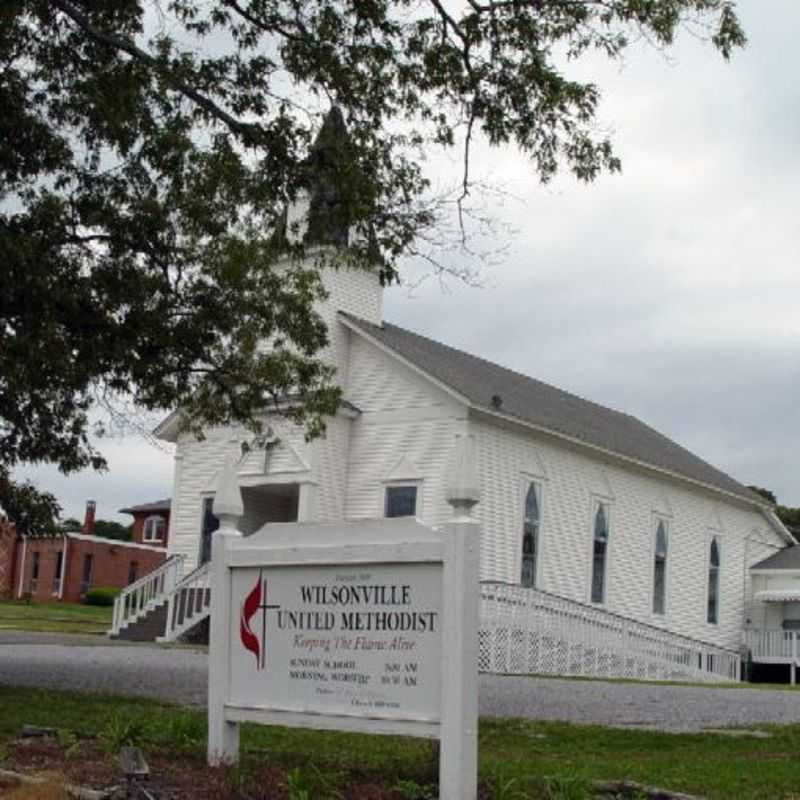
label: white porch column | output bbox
[166,452,184,557]
[296,480,318,522]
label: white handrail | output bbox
[479,582,740,682]
[110,554,185,635]
[744,629,799,663]
[158,561,212,642]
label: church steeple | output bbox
[282,106,378,255]
[279,107,385,376]
[301,106,354,248]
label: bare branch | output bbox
[51,0,260,141]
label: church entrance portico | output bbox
[239,482,300,535]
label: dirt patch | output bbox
[2,742,414,799]
[0,779,68,799]
[5,737,117,790]
[1,737,483,799]
[5,737,66,773]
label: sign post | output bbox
[440,435,481,798]
[207,454,244,762]
[207,437,480,800]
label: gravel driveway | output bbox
[2,633,800,732]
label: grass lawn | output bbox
[1,685,800,799]
[0,599,111,634]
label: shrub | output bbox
[99,713,148,752]
[84,587,120,606]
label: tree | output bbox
[748,486,800,536]
[776,504,800,536]
[1,0,746,475]
[0,467,61,533]
[748,486,777,505]
[92,519,133,541]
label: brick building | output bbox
[119,499,171,548]
[0,500,168,603]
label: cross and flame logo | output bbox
[239,569,280,670]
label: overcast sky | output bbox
[16,0,800,522]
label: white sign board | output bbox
[229,563,442,719]
[208,514,479,800]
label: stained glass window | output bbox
[653,521,668,615]
[707,537,720,624]
[591,503,609,604]
[521,483,540,588]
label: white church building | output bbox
[111,111,798,683]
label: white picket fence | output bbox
[479,582,740,683]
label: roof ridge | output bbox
[341,311,648,424]
[340,311,761,506]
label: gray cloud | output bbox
[15,439,174,525]
[387,0,800,505]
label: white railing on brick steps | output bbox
[479,582,740,683]
[110,555,185,636]
[158,561,211,642]
[744,629,799,663]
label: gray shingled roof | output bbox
[341,313,765,505]
[752,547,800,570]
[119,499,171,515]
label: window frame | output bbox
[651,516,670,618]
[588,497,612,606]
[29,551,40,593]
[52,550,63,596]
[706,534,722,626]
[520,479,543,589]
[383,482,421,519]
[80,553,94,597]
[143,514,166,542]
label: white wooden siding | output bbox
[343,331,468,527]
[170,426,237,568]
[312,414,351,522]
[469,414,785,651]
[314,266,383,382]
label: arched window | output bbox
[591,503,609,604]
[521,483,540,588]
[652,521,668,615]
[143,515,166,542]
[707,537,721,624]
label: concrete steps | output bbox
[112,602,168,642]
[112,585,211,643]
